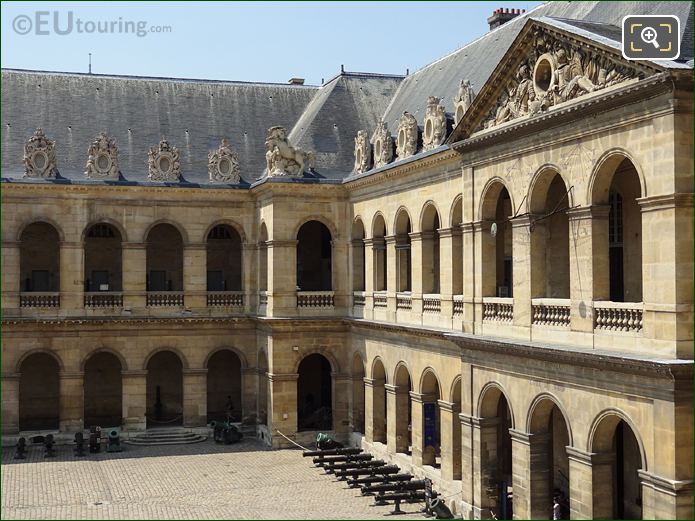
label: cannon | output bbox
[315,432,343,450]
[326,459,386,473]
[44,434,55,458]
[373,491,438,516]
[364,479,428,496]
[89,426,102,453]
[348,473,413,488]
[14,437,27,459]
[106,429,122,452]
[213,422,243,444]
[314,453,373,466]
[428,497,455,519]
[303,447,362,458]
[74,432,86,457]
[334,464,400,480]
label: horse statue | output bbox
[265,126,314,177]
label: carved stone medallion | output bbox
[396,111,418,161]
[265,126,312,177]
[353,130,372,174]
[422,96,448,151]
[85,132,119,179]
[453,80,475,125]
[23,128,57,178]
[208,138,241,183]
[148,139,181,181]
[372,121,393,169]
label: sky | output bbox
[1,1,541,85]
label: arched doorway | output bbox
[394,364,412,454]
[296,221,332,291]
[206,224,242,291]
[450,378,462,480]
[84,352,122,428]
[84,223,123,293]
[420,370,441,467]
[146,224,184,292]
[527,398,571,519]
[591,415,644,519]
[421,204,441,294]
[351,353,365,433]
[257,350,269,426]
[351,219,366,292]
[19,352,60,430]
[371,358,387,443]
[450,197,463,297]
[372,215,388,291]
[206,350,242,423]
[297,353,332,431]
[395,209,412,292]
[20,222,60,293]
[146,351,183,426]
[481,183,513,298]
[478,385,514,519]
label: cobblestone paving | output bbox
[1,438,425,519]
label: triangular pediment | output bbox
[448,17,665,142]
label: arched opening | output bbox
[146,224,183,292]
[84,352,122,428]
[257,350,269,426]
[395,210,412,292]
[527,399,571,519]
[481,184,513,297]
[450,378,462,480]
[351,220,366,292]
[206,350,242,423]
[421,205,441,294]
[20,222,60,292]
[479,386,514,519]
[19,352,60,430]
[146,351,183,426]
[529,172,570,298]
[296,221,332,291]
[84,223,123,292]
[206,225,242,291]
[371,359,387,443]
[451,197,463,296]
[372,215,388,291]
[394,364,413,454]
[258,223,268,293]
[591,415,644,519]
[351,353,365,433]
[297,353,332,431]
[420,370,441,467]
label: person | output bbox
[225,395,234,422]
[553,495,562,520]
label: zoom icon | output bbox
[622,15,680,60]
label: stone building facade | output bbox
[1,2,693,519]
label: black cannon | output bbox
[334,464,400,479]
[364,479,428,496]
[315,432,343,450]
[14,437,27,459]
[74,432,86,457]
[303,447,362,458]
[428,497,455,519]
[314,453,373,466]
[349,473,413,489]
[106,429,122,452]
[374,490,437,515]
[44,434,55,458]
[89,426,102,453]
[326,459,386,473]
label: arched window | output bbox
[206,225,242,291]
[296,221,332,291]
[20,222,60,292]
[146,224,183,291]
[297,353,332,431]
[351,220,366,291]
[372,215,388,291]
[84,223,123,292]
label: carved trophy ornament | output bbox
[148,139,181,181]
[208,138,241,183]
[85,132,119,179]
[265,126,314,177]
[372,120,393,168]
[396,111,418,161]
[453,80,475,125]
[481,28,637,130]
[353,130,372,173]
[422,96,448,151]
[23,128,57,178]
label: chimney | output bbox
[487,7,524,30]
[288,77,305,85]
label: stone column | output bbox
[350,376,365,433]
[462,415,501,518]
[565,446,614,519]
[241,367,257,420]
[566,206,610,333]
[510,217,534,330]
[332,372,351,434]
[1,241,20,312]
[439,400,462,481]
[59,371,84,432]
[409,232,424,315]
[386,384,410,453]
[266,240,298,317]
[59,241,84,313]
[410,391,429,466]
[638,469,694,520]
[122,242,146,311]
[364,377,385,443]
[268,372,299,448]
[332,240,350,314]
[183,243,206,310]
[242,243,256,313]
[182,368,207,427]
[1,373,20,434]
[461,223,476,332]
[474,220,495,333]
[363,239,375,314]
[438,228,455,318]
[385,235,397,317]
[510,429,551,520]
[122,369,147,431]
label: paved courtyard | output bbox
[1,438,426,519]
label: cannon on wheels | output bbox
[348,472,413,488]
[211,420,243,444]
[335,464,400,480]
[315,432,343,450]
[373,491,438,516]
[303,447,362,458]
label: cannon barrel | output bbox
[348,473,413,487]
[303,447,362,457]
[363,479,428,495]
[334,464,400,479]
[327,459,385,472]
[313,453,373,465]
[374,490,437,505]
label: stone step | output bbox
[124,433,207,445]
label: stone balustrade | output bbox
[84,292,123,308]
[373,291,388,308]
[259,291,268,305]
[396,292,412,310]
[353,291,366,307]
[206,291,243,307]
[453,295,464,315]
[423,294,441,313]
[531,298,570,327]
[296,291,334,308]
[594,301,643,333]
[19,292,60,308]
[146,292,184,307]
[483,297,514,322]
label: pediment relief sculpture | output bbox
[372,120,393,168]
[265,126,314,177]
[422,96,448,151]
[85,132,119,180]
[353,129,372,174]
[396,111,418,161]
[208,138,241,183]
[148,139,181,181]
[23,128,58,178]
[453,80,475,125]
